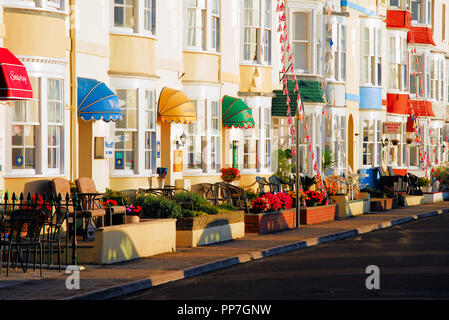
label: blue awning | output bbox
[78,77,122,122]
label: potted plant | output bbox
[156,167,168,188]
[322,149,335,175]
[220,167,241,185]
[391,139,400,146]
[406,138,413,145]
[417,177,432,193]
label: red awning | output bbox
[0,48,33,100]
[387,93,409,115]
[406,99,434,132]
[407,26,436,46]
[386,10,411,29]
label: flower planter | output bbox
[176,211,245,247]
[335,195,366,218]
[370,198,393,212]
[423,191,444,204]
[125,215,140,224]
[300,204,336,225]
[245,208,296,234]
[403,195,424,206]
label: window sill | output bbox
[4,173,67,179]
[110,30,157,40]
[183,49,221,56]
[3,3,68,16]
[240,62,272,68]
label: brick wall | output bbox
[245,208,297,234]
[299,204,336,225]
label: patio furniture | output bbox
[280,177,295,192]
[406,173,423,195]
[201,183,220,205]
[378,166,402,193]
[3,209,45,277]
[222,183,249,214]
[139,186,193,210]
[76,177,126,227]
[256,176,272,195]
[387,167,408,193]
[268,176,283,193]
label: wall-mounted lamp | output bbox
[176,132,187,149]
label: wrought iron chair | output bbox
[223,183,250,214]
[256,176,271,195]
[3,208,45,277]
[201,183,220,206]
[268,176,283,193]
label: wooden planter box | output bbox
[370,198,393,212]
[176,211,245,247]
[245,208,296,234]
[423,192,444,204]
[300,204,336,225]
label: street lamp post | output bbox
[295,108,300,228]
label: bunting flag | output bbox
[277,0,329,203]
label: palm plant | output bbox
[322,148,335,175]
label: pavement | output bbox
[0,201,448,300]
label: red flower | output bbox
[251,197,269,213]
[262,193,283,211]
[220,167,241,183]
[276,192,293,210]
[103,199,118,207]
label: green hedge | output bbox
[134,193,182,219]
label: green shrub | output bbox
[244,189,258,202]
[173,192,219,215]
[417,177,431,187]
[134,194,182,219]
[104,188,129,204]
[218,203,238,211]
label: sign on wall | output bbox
[104,138,114,159]
[383,122,402,134]
[157,141,161,159]
[173,150,183,172]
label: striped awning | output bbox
[157,87,196,124]
[222,95,255,128]
[78,77,122,122]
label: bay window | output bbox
[389,34,407,91]
[410,53,425,96]
[430,55,445,101]
[210,101,220,172]
[263,107,271,170]
[113,0,156,35]
[115,90,137,171]
[243,105,260,169]
[47,79,63,171]
[144,90,156,171]
[411,0,432,24]
[361,25,382,86]
[389,0,411,9]
[12,77,39,170]
[242,0,271,64]
[5,0,65,10]
[362,119,382,167]
[185,101,205,170]
[292,11,310,72]
[186,0,221,52]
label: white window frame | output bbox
[388,31,408,92]
[291,10,312,74]
[111,0,157,37]
[241,0,271,65]
[360,20,383,87]
[360,113,383,169]
[144,89,157,173]
[3,0,66,11]
[411,0,432,25]
[47,78,64,174]
[430,54,445,102]
[5,60,67,178]
[389,0,411,10]
[110,77,157,177]
[409,49,429,98]
[326,16,346,82]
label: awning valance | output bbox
[222,95,255,128]
[0,48,33,100]
[158,87,196,124]
[78,77,122,122]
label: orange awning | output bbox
[157,87,196,124]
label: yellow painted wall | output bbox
[239,65,273,93]
[182,52,219,83]
[78,120,93,180]
[3,9,69,59]
[109,177,151,191]
[109,34,156,77]
[4,177,69,195]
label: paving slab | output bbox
[0,202,447,300]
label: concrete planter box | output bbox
[74,219,177,265]
[245,208,296,234]
[335,195,367,219]
[423,192,444,204]
[370,198,393,212]
[176,211,245,247]
[300,204,336,225]
[403,195,424,207]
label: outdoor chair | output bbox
[280,177,295,192]
[214,183,234,205]
[76,177,126,227]
[50,178,105,240]
[378,166,402,193]
[256,176,272,195]
[406,173,423,195]
[224,183,249,214]
[268,176,283,193]
[2,209,45,277]
[201,183,220,206]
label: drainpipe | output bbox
[69,0,78,182]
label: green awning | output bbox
[272,80,326,117]
[222,95,256,128]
